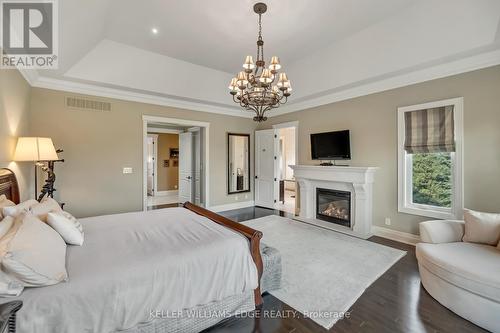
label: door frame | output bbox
[272,121,299,209]
[142,115,210,211]
[272,121,299,169]
[146,134,158,196]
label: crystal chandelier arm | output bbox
[278,95,288,105]
[232,94,241,104]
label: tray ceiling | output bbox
[26,0,500,117]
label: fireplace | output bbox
[316,188,351,227]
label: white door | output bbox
[146,135,157,196]
[255,129,278,208]
[179,132,194,203]
[192,129,202,205]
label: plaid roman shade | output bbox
[404,105,455,154]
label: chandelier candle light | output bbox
[229,3,292,122]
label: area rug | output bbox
[243,215,406,329]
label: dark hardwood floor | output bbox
[147,203,181,210]
[202,206,487,333]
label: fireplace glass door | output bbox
[316,188,351,227]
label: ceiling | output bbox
[103,0,415,73]
[27,0,500,117]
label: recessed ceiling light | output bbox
[151,28,159,35]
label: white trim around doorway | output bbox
[272,121,299,169]
[142,115,210,211]
[147,127,183,134]
[146,133,159,196]
[271,121,299,213]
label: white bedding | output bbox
[10,207,259,333]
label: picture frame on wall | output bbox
[170,148,179,158]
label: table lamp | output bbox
[13,137,59,199]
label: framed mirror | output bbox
[228,133,250,194]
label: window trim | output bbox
[397,97,464,220]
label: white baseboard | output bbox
[209,201,255,213]
[155,190,178,196]
[371,226,420,246]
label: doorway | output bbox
[146,129,181,208]
[146,134,158,196]
[275,124,297,214]
[143,116,209,211]
[254,121,298,214]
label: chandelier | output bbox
[228,3,292,122]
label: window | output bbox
[398,98,463,220]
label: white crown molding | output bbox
[22,47,500,119]
[371,226,420,246]
[271,48,500,117]
[18,68,39,86]
[31,76,252,119]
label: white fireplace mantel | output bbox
[290,165,378,239]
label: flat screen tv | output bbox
[311,130,351,160]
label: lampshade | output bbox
[236,71,248,88]
[259,69,273,84]
[228,78,238,91]
[243,55,255,70]
[278,72,288,83]
[269,56,281,72]
[13,137,59,161]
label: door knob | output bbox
[187,176,192,180]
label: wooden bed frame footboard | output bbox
[183,202,264,306]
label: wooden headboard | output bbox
[0,168,20,204]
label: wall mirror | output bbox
[228,133,250,194]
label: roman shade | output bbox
[404,105,455,153]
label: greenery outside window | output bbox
[398,98,463,220]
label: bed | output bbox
[0,168,282,332]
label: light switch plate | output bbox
[123,167,133,174]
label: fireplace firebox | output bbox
[316,188,351,227]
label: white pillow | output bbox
[2,199,39,218]
[0,216,15,239]
[1,213,67,287]
[463,209,500,246]
[0,196,15,220]
[29,197,63,222]
[47,211,84,246]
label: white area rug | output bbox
[243,215,406,329]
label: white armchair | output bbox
[419,220,464,244]
[417,220,500,332]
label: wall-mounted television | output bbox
[311,130,351,160]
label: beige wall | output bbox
[29,88,257,218]
[153,133,179,191]
[0,69,31,201]
[258,65,500,235]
